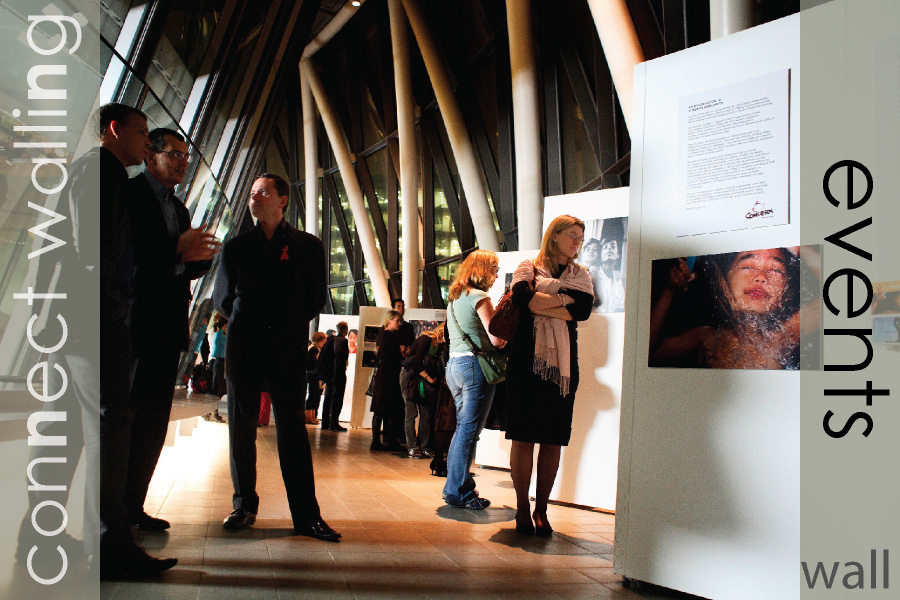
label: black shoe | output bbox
[295,517,341,542]
[515,511,535,536]
[222,509,256,530]
[330,424,347,431]
[17,529,84,564]
[370,441,388,451]
[321,424,333,431]
[100,545,177,579]
[533,510,553,537]
[131,512,170,531]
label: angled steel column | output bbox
[506,0,543,251]
[585,0,645,132]
[400,0,501,252]
[388,0,420,307]
[301,73,319,238]
[301,58,393,307]
[710,0,757,39]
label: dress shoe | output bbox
[331,424,347,431]
[295,517,341,542]
[222,509,256,530]
[321,424,333,431]
[131,512,170,531]
[370,441,388,451]
[99,545,177,579]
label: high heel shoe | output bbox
[532,510,553,537]
[515,511,535,536]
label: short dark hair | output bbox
[92,103,147,141]
[149,128,185,152]
[392,299,405,308]
[255,172,290,213]
[336,321,349,335]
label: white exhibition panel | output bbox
[614,13,801,600]
[348,306,446,428]
[316,314,360,424]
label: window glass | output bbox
[437,261,460,306]
[433,176,460,259]
[331,286,353,315]
[560,71,601,192]
[329,206,353,286]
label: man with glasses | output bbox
[124,128,220,531]
[213,173,340,541]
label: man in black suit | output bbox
[213,173,340,541]
[124,128,219,530]
[319,321,349,431]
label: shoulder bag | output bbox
[449,300,508,385]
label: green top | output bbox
[447,289,492,354]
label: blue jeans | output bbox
[442,356,496,504]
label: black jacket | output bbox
[213,220,326,381]
[127,172,211,356]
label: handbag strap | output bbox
[448,299,487,356]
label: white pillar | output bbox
[400,0,501,252]
[388,0,420,308]
[301,73,319,237]
[709,0,756,39]
[301,58,393,307]
[585,0,645,132]
[506,0,543,251]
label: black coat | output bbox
[213,221,326,382]
[127,172,211,357]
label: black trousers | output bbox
[226,374,320,523]
[99,321,136,553]
[123,351,180,519]
[305,374,323,412]
[321,375,346,428]
[19,351,101,558]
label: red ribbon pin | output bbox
[280,245,289,261]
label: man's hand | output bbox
[178,228,221,262]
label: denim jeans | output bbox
[442,355,496,504]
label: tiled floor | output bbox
[85,419,689,599]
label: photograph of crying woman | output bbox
[648,245,821,370]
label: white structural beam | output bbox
[400,0,501,252]
[301,58,393,307]
[506,0,543,251]
[301,74,319,238]
[709,0,757,39]
[585,0,645,132]
[388,0,420,307]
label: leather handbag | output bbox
[488,266,534,340]
[488,290,519,341]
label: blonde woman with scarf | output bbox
[506,215,594,536]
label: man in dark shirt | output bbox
[320,321,349,431]
[393,299,416,356]
[214,173,339,541]
[124,128,219,530]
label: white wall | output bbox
[614,14,801,600]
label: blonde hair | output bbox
[536,215,586,276]
[383,310,402,327]
[447,250,498,302]
[424,323,446,346]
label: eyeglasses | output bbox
[160,150,191,162]
[561,231,584,244]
